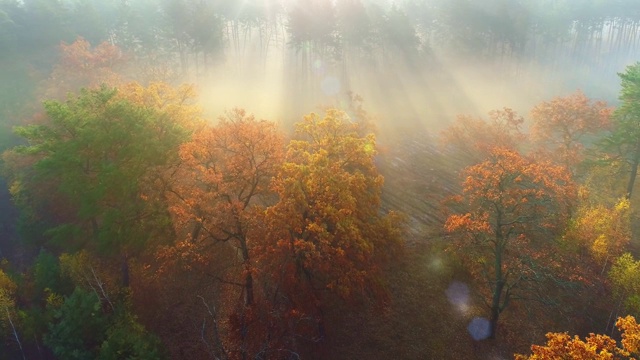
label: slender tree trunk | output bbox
[240,239,254,306]
[489,248,505,340]
[490,216,505,340]
[5,306,26,360]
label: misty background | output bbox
[1,0,639,136]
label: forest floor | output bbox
[324,127,519,359]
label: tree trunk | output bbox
[240,240,254,306]
[244,268,254,306]
[489,308,500,340]
[489,270,505,339]
[5,306,25,360]
[490,221,505,340]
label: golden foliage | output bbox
[117,81,203,132]
[257,109,403,306]
[610,254,640,315]
[565,198,631,268]
[515,315,640,359]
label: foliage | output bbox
[43,37,126,100]
[8,83,197,264]
[601,62,640,199]
[44,284,163,360]
[168,107,282,244]
[287,0,338,53]
[116,81,202,132]
[610,254,640,317]
[445,147,576,338]
[44,287,107,360]
[530,90,612,172]
[515,315,640,359]
[440,108,525,164]
[254,109,404,349]
[565,198,631,270]
[97,311,165,360]
[166,108,283,307]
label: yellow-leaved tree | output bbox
[251,109,404,355]
[565,198,631,273]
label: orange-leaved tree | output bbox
[255,109,404,350]
[530,90,612,173]
[515,315,640,359]
[42,37,126,100]
[445,147,576,339]
[440,107,525,164]
[167,108,284,308]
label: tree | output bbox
[379,4,420,61]
[336,0,375,54]
[43,37,126,100]
[161,0,192,75]
[515,315,640,359]
[44,287,108,359]
[111,0,164,57]
[255,109,404,350]
[440,108,525,164]
[44,284,164,360]
[97,311,165,360]
[187,0,223,71]
[43,250,164,360]
[433,0,530,59]
[150,109,285,359]
[167,108,284,307]
[287,0,338,54]
[565,198,631,273]
[602,62,640,199]
[610,254,640,319]
[530,90,612,173]
[8,84,196,286]
[444,147,575,339]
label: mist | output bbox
[174,0,640,141]
[2,0,640,359]
[2,0,639,136]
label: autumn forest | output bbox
[3,0,640,359]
